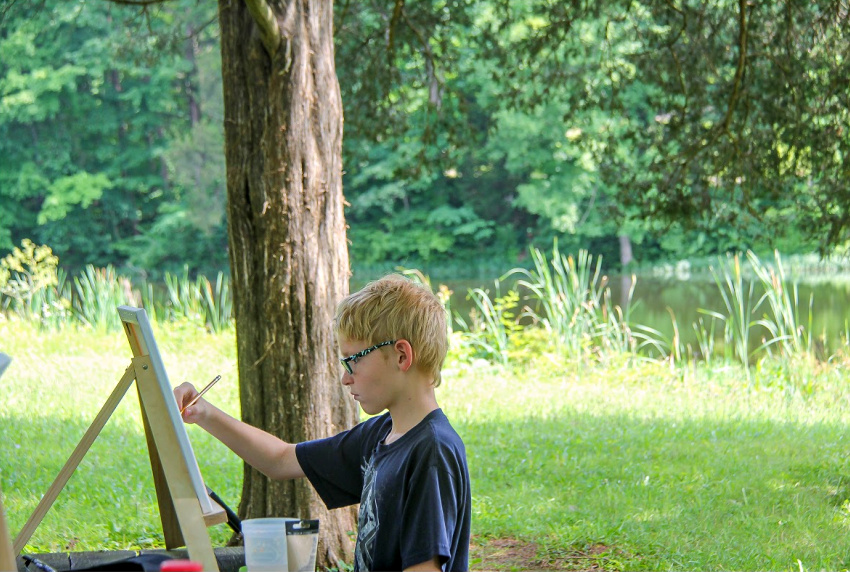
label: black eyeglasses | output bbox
[340,340,395,374]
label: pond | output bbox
[433,273,850,357]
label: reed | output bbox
[141,282,160,323]
[164,266,204,323]
[628,307,685,369]
[692,313,720,366]
[597,286,637,357]
[8,269,72,331]
[508,243,609,359]
[595,277,669,366]
[38,269,73,330]
[198,271,232,334]
[748,250,811,357]
[454,282,517,365]
[709,253,758,380]
[72,265,133,332]
[163,268,234,332]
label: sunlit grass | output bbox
[2,321,850,570]
[441,358,850,571]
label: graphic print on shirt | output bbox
[355,456,379,571]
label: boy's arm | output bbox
[174,382,305,481]
[404,557,442,571]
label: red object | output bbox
[160,560,204,571]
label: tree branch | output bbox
[244,0,281,55]
[387,0,404,60]
[722,0,748,133]
[401,8,441,108]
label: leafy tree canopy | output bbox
[2,0,848,280]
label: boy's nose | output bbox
[341,371,353,385]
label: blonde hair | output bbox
[334,274,447,386]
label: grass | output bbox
[3,321,850,570]
[447,360,850,570]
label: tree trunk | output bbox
[618,234,633,268]
[218,0,356,568]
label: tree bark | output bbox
[618,234,633,268]
[218,0,356,568]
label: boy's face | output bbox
[338,337,401,416]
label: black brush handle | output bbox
[207,488,242,534]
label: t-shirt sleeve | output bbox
[399,445,463,570]
[295,421,374,509]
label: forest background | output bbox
[3,0,848,281]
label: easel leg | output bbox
[1,489,16,571]
[137,384,185,550]
[133,357,220,571]
[13,365,137,554]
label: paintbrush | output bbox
[180,374,221,414]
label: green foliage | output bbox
[0,0,226,275]
[606,1,849,252]
[165,267,206,323]
[4,0,846,277]
[37,172,113,224]
[692,315,720,366]
[0,239,70,327]
[0,240,232,334]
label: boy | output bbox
[174,274,471,571]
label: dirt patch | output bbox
[470,536,622,571]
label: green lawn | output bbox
[2,321,849,570]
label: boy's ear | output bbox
[394,339,414,372]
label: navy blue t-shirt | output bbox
[295,409,471,571]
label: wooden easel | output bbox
[0,354,17,570]
[12,307,226,571]
[1,487,15,571]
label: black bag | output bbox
[23,553,174,572]
[73,554,173,571]
[75,554,173,572]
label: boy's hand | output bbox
[174,381,208,424]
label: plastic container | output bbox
[242,518,296,571]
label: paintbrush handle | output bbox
[180,374,221,414]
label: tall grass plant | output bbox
[454,283,520,366]
[709,253,759,378]
[748,250,812,357]
[508,244,613,360]
[73,265,134,332]
[0,249,234,334]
